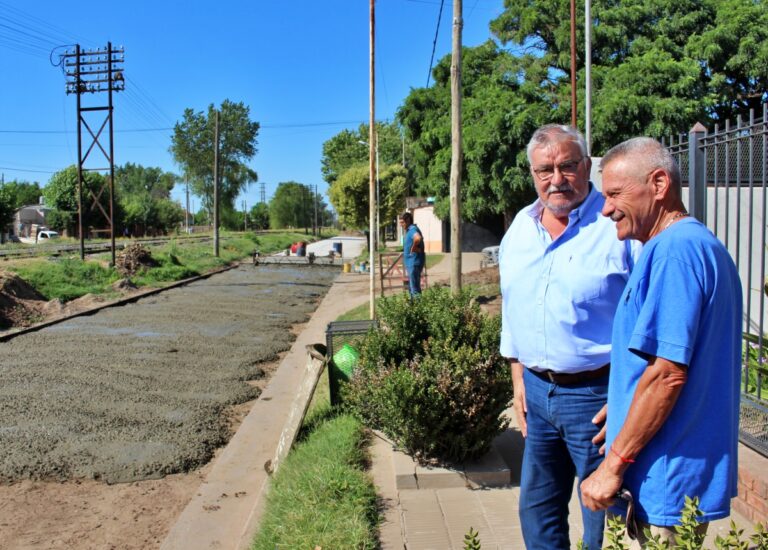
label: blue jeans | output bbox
[407,263,423,296]
[519,367,607,550]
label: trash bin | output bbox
[332,241,343,256]
[332,343,359,382]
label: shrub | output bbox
[343,287,511,464]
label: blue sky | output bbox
[0,0,503,211]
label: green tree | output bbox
[398,42,540,226]
[328,164,408,230]
[489,0,768,152]
[170,99,259,216]
[0,186,15,230]
[115,163,182,235]
[249,202,270,230]
[321,121,408,188]
[269,182,313,229]
[2,180,43,209]
[43,166,106,234]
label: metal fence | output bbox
[664,103,768,456]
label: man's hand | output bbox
[592,404,607,455]
[511,361,527,437]
[581,460,624,511]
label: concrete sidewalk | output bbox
[372,412,755,550]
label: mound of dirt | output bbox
[0,272,48,330]
[116,244,158,276]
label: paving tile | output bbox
[399,490,452,549]
[437,488,495,548]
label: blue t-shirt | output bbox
[403,224,425,268]
[607,217,742,525]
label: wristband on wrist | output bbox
[611,447,635,464]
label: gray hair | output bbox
[600,137,681,193]
[526,124,588,164]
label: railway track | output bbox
[0,234,213,259]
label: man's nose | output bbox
[550,166,566,185]
[601,200,613,218]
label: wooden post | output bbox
[450,0,463,293]
[368,0,376,318]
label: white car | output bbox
[36,230,60,242]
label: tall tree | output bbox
[269,182,313,229]
[115,163,182,235]
[321,121,408,187]
[0,186,14,230]
[43,166,105,234]
[170,100,259,216]
[249,202,270,230]
[328,163,408,230]
[490,0,768,151]
[398,42,540,226]
[2,180,43,209]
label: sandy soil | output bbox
[0,264,338,550]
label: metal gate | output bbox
[664,104,768,456]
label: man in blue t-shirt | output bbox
[399,212,425,296]
[581,138,742,547]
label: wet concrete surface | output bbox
[0,264,338,484]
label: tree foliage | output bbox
[170,99,259,215]
[115,163,182,235]
[321,121,407,187]
[249,202,270,230]
[0,186,14,230]
[398,42,539,225]
[43,166,106,233]
[489,0,768,151]
[328,163,408,230]
[2,180,43,209]
[269,182,313,229]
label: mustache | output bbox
[545,183,574,194]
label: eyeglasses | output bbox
[531,157,584,181]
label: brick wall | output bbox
[733,444,768,524]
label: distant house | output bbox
[11,204,53,241]
[404,197,502,253]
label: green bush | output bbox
[343,287,511,464]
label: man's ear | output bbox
[649,168,672,200]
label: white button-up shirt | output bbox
[499,185,640,373]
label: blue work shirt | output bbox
[499,185,640,373]
[403,224,425,269]
[607,217,741,525]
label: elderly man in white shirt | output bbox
[499,124,639,550]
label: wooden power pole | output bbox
[213,110,220,258]
[368,0,376,319]
[450,0,463,293]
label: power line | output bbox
[0,120,366,134]
[426,0,446,87]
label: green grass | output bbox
[11,258,121,302]
[251,413,378,550]
[6,231,318,302]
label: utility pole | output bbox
[585,0,592,154]
[185,176,190,233]
[570,0,577,127]
[368,0,376,319]
[62,43,124,263]
[259,182,266,204]
[243,199,247,231]
[313,184,319,236]
[450,0,463,293]
[213,110,220,257]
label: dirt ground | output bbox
[0,264,338,550]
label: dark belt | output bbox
[531,363,610,385]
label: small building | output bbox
[11,204,53,241]
[404,197,502,253]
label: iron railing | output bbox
[664,104,768,456]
